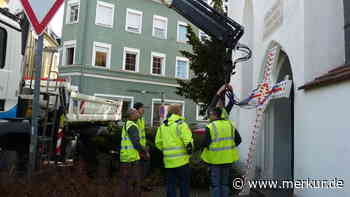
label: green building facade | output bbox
[59,0,207,127]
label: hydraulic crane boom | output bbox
[161,0,244,50]
[161,0,251,82]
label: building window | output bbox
[95,1,115,28]
[199,30,210,42]
[66,0,80,24]
[126,9,143,34]
[175,57,189,79]
[151,52,166,75]
[177,21,188,42]
[152,99,185,127]
[0,27,7,69]
[63,40,76,66]
[92,42,111,68]
[153,15,167,39]
[196,103,207,121]
[123,47,140,72]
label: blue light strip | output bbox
[0,105,17,119]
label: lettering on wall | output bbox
[263,0,283,40]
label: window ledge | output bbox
[298,64,350,90]
[126,29,142,34]
[96,23,114,29]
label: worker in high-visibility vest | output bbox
[201,107,242,197]
[119,108,150,197]
[134,102,152,191]
[208,84,235,120]
[155,104,194,197]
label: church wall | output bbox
[229,0,306,165]
[304,0,345,81]
[294,82,350,197]
[229,0,349,196]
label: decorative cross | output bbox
[240,45,293,194]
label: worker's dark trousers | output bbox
[119,161,142,197]
[209,164,231,197]
[166,164,190,197]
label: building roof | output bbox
[298,65,350,90]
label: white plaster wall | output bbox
[229,0,306,165]
[229,0,349,196]
[304,0,345,82]
[294,82,350,197]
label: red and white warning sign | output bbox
[20,0,64,35]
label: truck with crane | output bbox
[0,0,251,177]
[0,8,123,175]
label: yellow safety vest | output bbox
[120,120,141,163]
[221,108,229,120]
[155,114,193,168]
[201,120,239,165]
[137,117,146,147]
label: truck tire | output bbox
[0,150,18,176]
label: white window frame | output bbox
[62,40,76,66]
[151,99,185,127]
[95,1,115,28]
[125,8,143,34]
[198,30,210,42]
[66,0,80,24]
[152,15,168,39]
[196,103,208,121]
[177,21,188,43]
[92,41,112,69]
[123,47,140,72]
[150,52,166,76]
[175,56,189,79]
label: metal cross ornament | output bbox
[240,45,293,194]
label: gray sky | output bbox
[50,5,64,37]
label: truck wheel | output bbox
[0,150,18,176]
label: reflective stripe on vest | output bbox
[137,117,146,147]
[201,120,239,164]
[160,118,190,168]
[210,122,235,147]
[209,145,235,151]
[120,121,141,162]
[162,122,187,158]
[122,136,145,141]
[164,153,187,158]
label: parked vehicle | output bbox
[0,8,123,175]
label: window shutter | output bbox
[96,4,113,27]
[154,18,166,29]
[127,12,141,30]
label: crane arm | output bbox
[161,0,244,50]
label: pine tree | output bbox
[175,0,230,108]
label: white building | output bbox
[229,0,349,196]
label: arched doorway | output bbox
[256,48,294,183]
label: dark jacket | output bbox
[127,123,146,153]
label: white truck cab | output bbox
[0,10,22,119]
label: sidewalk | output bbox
[146,187,210,197]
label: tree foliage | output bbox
[175,0,230,108]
